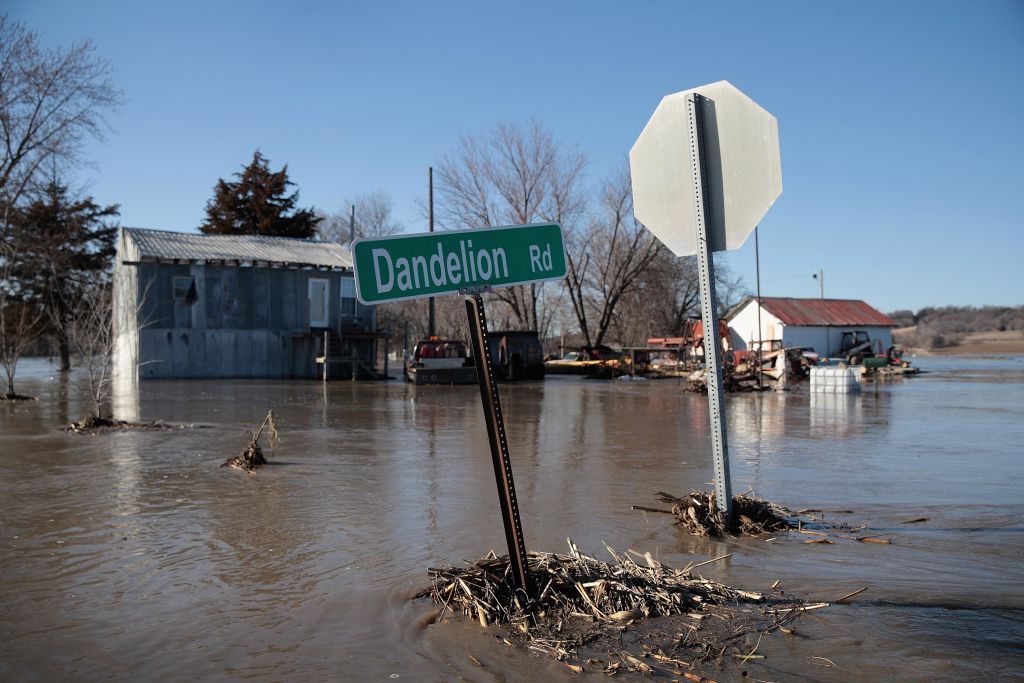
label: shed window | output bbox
[173,276,197,302]
[341,276,356,316]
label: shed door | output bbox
[308,278,329,327]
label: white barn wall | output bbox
[727,301,781,350]
[778,326,830,353]
[727,300,895,356]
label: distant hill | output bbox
[888,305,1024,353]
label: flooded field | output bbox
[2,356,1022,681]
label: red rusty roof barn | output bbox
[734,297,896,327]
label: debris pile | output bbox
[686,348,811,393]
[2,393,38,402]
[64,416,188,434]
[221,410,277,472]
[654,491,795,537]
[420,540,815,672]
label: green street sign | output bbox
[352,223,566,304]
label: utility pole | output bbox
[813,269,824,299]
[428,167,436,337]
[349,204,355,246]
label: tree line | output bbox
[889,305,1024,349]
[374,120,745,355]
[0,16,122,400]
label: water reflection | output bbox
[111,371,139,422]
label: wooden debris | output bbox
[631,505,675,515]
[836,587,868,603]
[64,416,191,434]
[683,673,719,683]
[618,651,655,674]
[684,553,733,572]
[419,540,821,672]
[221,410,278,472]
[856,536,892,544]
[654,490,795,537]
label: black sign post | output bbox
[465,292,532,598]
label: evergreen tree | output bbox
[200,150,320,238]
[9,179,118,370]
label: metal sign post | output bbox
[687,93,733,523]
[352,223,567,600]
[465,290,532,597]
[630,81,782,529]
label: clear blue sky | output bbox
[8,0,1024,312]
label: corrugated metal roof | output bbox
[736,297,896,327]
[121,227,352,268]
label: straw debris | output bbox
[419,540,815,673]
[654,490,795,537]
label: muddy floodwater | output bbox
[2,356,1022,681]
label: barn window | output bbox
[340,276,356,316]
[173,275,197,303]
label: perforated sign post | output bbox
[630,82,782,524]
[353,223,567,598]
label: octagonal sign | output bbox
[629,81,782,256]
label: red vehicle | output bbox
[404,338,477,385]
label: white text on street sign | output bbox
[351,223,567,305]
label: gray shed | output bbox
[113,227,380,380]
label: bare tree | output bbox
[0,15,122,238]
[433,120,588,332]
[0,240,44,398]
[317,190,403,243]
[562,168,663,347]
[56,275,112,421]
[53,270,149,424]
[610,248,747,345]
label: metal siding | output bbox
[112,262,139,383]
[205,267,223,329]
[727,300,782,349]
[251,269,269,328]
[156,330,175,377]
[145,264,173,329]
[220,329,236,377]
[235,332,253,377]
[252,331,269,376]
[190,264,207,329]
[282,271,297,331]
[189,330,207,376]
[171,264,193,329]
[221,269,239,329]
[172,330,190,375]
[122,242,375,379]
[781,327,830,354]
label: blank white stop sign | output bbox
[629,80,782,256]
